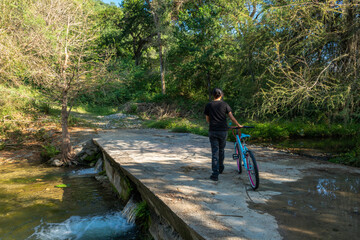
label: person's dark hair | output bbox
[212,88,223,99]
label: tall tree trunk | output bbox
[157,31,166,94]
[146,0,166,94]
[60,17,73,165]
[61,90,73,165]
[207,70,211,101]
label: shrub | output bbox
[40,144,60,162]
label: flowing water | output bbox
[255,137,356,159]
[251,169,360,239]
[0,162,144,240]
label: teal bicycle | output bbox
[230,126,259,190]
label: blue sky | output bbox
[101,0,122,6]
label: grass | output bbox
[71,104,118,116]
[233,120,360,140]
[145,118,208,137]
[135,201,151,231]
[0,84,57,142]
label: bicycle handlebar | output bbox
[229,126,255,129]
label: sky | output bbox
[101,0,122,6]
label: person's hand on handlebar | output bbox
[228,112,242,128]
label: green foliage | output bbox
[72,104,118,116]
[0,84,41,119]
[97,0,155,65]
[0,84,55,141]
[84,152,101,164]
[35,102,52,115]
[237,120,360,140]
[0,142,5,150]
[247,122,290,140]
[329,135,360,167]
[128,103,138,114]
[330,147,360,167]
[135,201,151,231]
[68,115,92,127]
[40,144,60,161]
[145,117,208,136]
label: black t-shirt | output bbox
[204,100,232,131]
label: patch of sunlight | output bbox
[285,226,320,238]
[261,172,301,183]
[71,106,88,114]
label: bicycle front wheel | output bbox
[235,143,242,174]
[246,150,259,190]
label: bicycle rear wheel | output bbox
[235,143,242,174]
[246,150,259,190]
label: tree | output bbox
[145,0,168,94]
[26,0,103,164]
[168,1,231,99]
[257,0,360,122]
[114,0,156,66]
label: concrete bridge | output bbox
[93,129,360,240]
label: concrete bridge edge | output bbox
[93,139,205,240]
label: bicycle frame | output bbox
[234,133,249,170]
[234,130,250,170]
[231,126,259,190]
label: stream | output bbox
[0,162,145,240]
[253,136,357,160]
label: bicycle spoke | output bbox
[246,150,259,190]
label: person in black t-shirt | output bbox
[204,88,242,181]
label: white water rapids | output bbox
[26,167,140,240]
[27,212,135,240]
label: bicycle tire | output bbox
[235,143,242,174]
[246,150,259,190]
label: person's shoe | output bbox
[210,175,218,181]
[219,167,224,174]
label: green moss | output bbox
[84,152,101,163]
[135,201,151,231]
[7,173,59,184]
[110,183,120,197]
[121,176,133,201]
[8,177,39,184]
[108,176,134,202]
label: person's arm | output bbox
[228,112,242,128]
[206,115,210,123]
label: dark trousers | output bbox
[209,131,228,176]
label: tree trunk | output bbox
[157,31,166,94]
[146,0,166,94]
[207,70,211,101]
[61,90,73,165]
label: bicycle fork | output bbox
[233,137,248,169]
